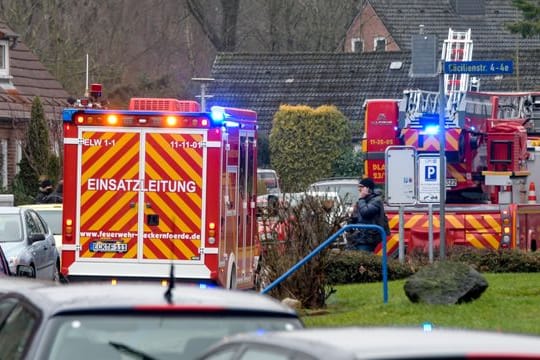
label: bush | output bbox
[258,194,347,309]
[326,250,414,284]
[325,246,540,285]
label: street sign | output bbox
[418,154,444,203]
[444,60,513,75]
[385,146,416,205]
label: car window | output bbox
[0,215,22,242]
[35,211,62,235]
[30,212,49,235]
[45,315,302,360]
[0,300,39,360]
[25,211,42,235]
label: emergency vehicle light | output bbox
[210,106,226,123]
[107,115,118,125]
[166,116,177,126]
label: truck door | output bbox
[76,127,206,264]
[238,131,256,283]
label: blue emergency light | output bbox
[210,106,226,123]
[419,113,440,134]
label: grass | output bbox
[301,273,540,335]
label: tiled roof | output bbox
[368,0,540,51]
[209,49,540,134]
[0,20,69,121]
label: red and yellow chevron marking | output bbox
[464,214,501,250]
[79,131,140,259]
[401,129,460,151]
[142,132,203,260]
[378,211,502,254]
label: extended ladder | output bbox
[400,28,475,129]
[442,28,474,124]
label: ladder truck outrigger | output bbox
[363,29,540,255]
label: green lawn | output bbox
[302,273,540,335]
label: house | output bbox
[208,0,540,137]
[344,0,540,53]
[0,20,69,189]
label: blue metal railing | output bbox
[260,224,388,304]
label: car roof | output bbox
[0,206,22,214]
[1,281,300,318]
[213,327,540,359]
[18,204,63,210]
[309,178,358,186]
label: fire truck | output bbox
[363,29,540,255]
[61,89,259,289]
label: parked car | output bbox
[0,206,60,280]
[0,244,10,276]
[0,281,303,360]
[18,203,63,258]
[307,177,360,210]
[197,326,540,360]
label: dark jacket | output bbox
[348,193,385,246]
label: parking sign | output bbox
[418,154,442,203]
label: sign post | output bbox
[418,154,444,263]
[385,146,417,262]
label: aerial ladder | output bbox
[399,28,474,129]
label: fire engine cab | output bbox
[363,29,540,255]
[61,91,258,289]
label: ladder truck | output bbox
[363,29,540,255]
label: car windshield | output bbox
[35,211,62,235]
[308,183,359,206]
[0,215,22,243]
[46,314,302,360]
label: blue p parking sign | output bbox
[425,165,437,182]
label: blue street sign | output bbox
[444,60,514,75]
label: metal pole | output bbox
[428,203,433,263]
[438,60,446,259]
[399,205,405,263]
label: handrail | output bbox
[260,224,389,304]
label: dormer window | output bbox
[374,37,386,52]
[351,38,364,53]
[0,40,9,78]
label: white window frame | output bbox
[0,40,9,78]
[374,37,386,52]
[351,38,364,53]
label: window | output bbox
[351,38,363,53]
[374,37,386,52]
[0,300,39,360]
[0,40,9,78]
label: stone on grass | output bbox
[404,261,488,305]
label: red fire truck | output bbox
[362,28,540,256]
[363,91,540,256]
[61,94,258,289]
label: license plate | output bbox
[89,241,128,253]
[446,178,457,187]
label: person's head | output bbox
[358,177,375,197]
[39,178,53,190]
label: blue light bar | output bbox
[424,125,439,135]
[210,106,226,123]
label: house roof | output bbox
[368,0,540,51]
[0,20,69,121]
[208,49,540,134]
